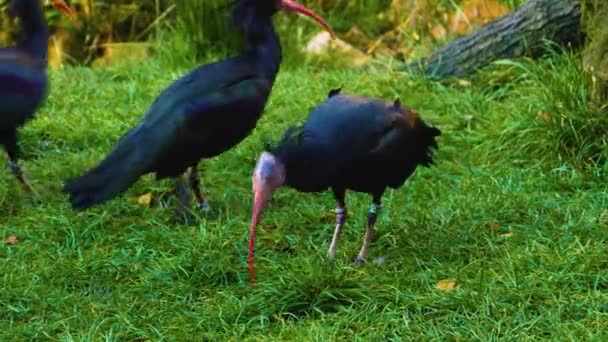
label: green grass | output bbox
[1,49,608,340]
[172,0,530,63]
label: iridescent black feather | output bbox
[267,91,441,193]
[0,0,52,193]
[62,0,290,209]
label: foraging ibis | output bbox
[248,89,441,282]
[62,0,335,214]
[0,0,73,194]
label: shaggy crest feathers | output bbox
[328,88,342,98]
[263,125,306,153]
[416,121,441,167]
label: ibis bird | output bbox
[248,89,441,282]
[62,0,335,215]
[0,0,73,194]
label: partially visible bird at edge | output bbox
[248,88,442,283]
[0,0,74,196]
[62,0,335,219]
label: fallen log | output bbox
[582,0,608,103]
[399,0,581,78]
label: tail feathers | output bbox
[63,139,143,210]
[327,88,342,98]
[418,121,441,167]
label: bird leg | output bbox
[173,175,192,224]
[354,200,382,265]
[327,188,346,260]
[188,164,209,210]
[4,137,36,195]
[328,205,347,260]
[6,159,34,193]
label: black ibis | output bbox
[0,0,73,194]
[248,89,441,282]
[62,0,335,215]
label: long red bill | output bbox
[248,222,257,284]
[281,0,336,39]
[51,0,76,18]
[248,190,266,284]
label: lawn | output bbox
[1,50,608,340]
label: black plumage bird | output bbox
[0,0,73,193]
[62,0,334,213]
[248,89,441,282]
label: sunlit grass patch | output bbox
[1,50,607,340]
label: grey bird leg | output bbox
[354,198,382,266]
[6,160,34,193]
[174,175,192,223]
[188,163,209,210]
[4,136,35,194]
[328,188,347,260]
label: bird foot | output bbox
[196,199,217,218]
[353,256,367,266]
[6,160,39,199]
[173,209,195,226]
[28,190,43,206]
[326,255,337,266]
[323,256,337,272]
[6,160,20,174]
[197,199,209,210]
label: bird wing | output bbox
[304,94,427,170]
[367,108,418,156]
[304,96,396,161]
[0,48,47,126]
[279,94,437,191]
[118,58,272,172]
[0,48,44,68]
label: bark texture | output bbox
[582,0,608,103]
[400,0,581,78]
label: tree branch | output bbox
[399,0,581,78]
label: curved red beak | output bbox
[281,0,336,39]
[51,0,75,19]
[248,189,269,284]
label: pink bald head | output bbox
[249,152,286,283]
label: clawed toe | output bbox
[196,199,209,210]
[196,199,218,218]
[29,191,43,205]
[353,256,367,266]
